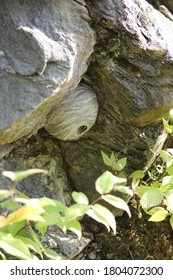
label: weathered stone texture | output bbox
[0,0,95,145]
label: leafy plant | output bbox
[0,166,132,260]
[133,115,173,229]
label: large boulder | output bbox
[0,0,95,145]
[1,0,173,200]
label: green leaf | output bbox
[2,169,48,182]
[43,248,61,260]
[160,150,173,168]
[130,170,144,190]
[162,176,173,186]
[135,185,153,198]
[17,236,42,257]
[72,192,89,205]
[15,189,30,199]
[130,170,144,179]
[147,206,165,216]
[0,200,20,210]
[65,204,89,220]
[165,189,173,213]
[87,203,116,234]
[43,199,67,213]
[148,209,169,222]
[101,151,113,167]
[114,157,127,171]
[167,163,173,176]
[6,204,45,225]
[140,189,164,209]
[116,186,133,197]
[110,152,115,162]
[113,176,127,185]
[4,221,26,235]
[170,216,173,230]
[66,219,82,239]
[0,233,32,260]
[0,190,14,200]
[36,212,61,232]
[95,171,115,194]
[163,118,173,134]
[102,194,131,217]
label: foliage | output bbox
[0,166,132,260]
[101,111,173,231]
[1,113,173,260]
[133,115,173,229]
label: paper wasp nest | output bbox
[44,83,98,141]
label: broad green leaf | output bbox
[102,194,131,217]
[87,204,116,234]
[113,176,127,185]
[95,171,115,194]
[65,204,89,220]
[140,189,164,209]
[43,199,67,213]
[160,184,173,193]
[6,205,45,225]
[135,185,153,198]
[150,181,161,188]
[162,176,173,186]
[165,189,173,213]
[0,190,14,200]
[160,150,173,167]
[0,233,32,260]
[167,163,173,176]
[101,151,113,166]
[36,212,61,231]
[170,216,173,230]
[3,221,26,235]
[43,248,61,260]
[114,157,127,171]
[147,206,165,216]
[116,186,133,197]
[17,236,42,256]
[2,169,48,182]
[148,209,169,222]
[72,191,89,205]
[66,219,82,239]
[129,170,144,179]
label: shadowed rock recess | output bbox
[1,0,173,258]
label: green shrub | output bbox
[0,165,131,260]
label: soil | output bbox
[78,204,173,260]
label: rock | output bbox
[0,0,95,145]
[1,0,173,259]
[0,132,71,204]
[43,226,93,259]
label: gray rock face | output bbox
[0,0,95,145]
[1,0,173,259]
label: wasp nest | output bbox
[44,83,98,141]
